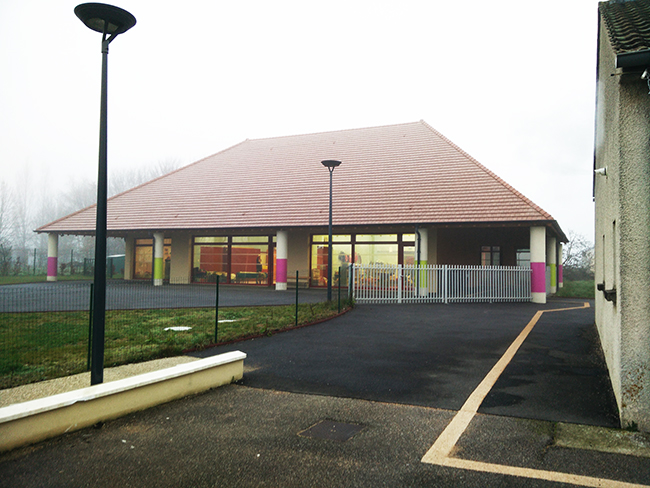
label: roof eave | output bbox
[616,48,650,70]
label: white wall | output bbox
[169,233,192,284]
[595,19,650,431]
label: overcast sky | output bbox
[0,0,601,239]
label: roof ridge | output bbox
[246,121,423,143]
[419,121,554,221]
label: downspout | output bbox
[415,224,421,296]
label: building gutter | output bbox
[616,48,650,70]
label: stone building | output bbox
[594,0,650,430]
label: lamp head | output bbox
[321,160,342,169]
[75,3,136,36]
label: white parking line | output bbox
[421,303,650,488]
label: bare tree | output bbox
[60,179,97,216]
[563,231,594,281]
[109,158,181,197]
[0,159,184,277]
[0,180,12,275]
[11,166,36,273]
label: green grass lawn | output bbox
[556,280,594,299]
[0,301,349,389]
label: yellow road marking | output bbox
[421,302,650,487]
[442,458,649,488]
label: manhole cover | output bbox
[298,420,365,442]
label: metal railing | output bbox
[0,278,335,389]
[350,264,531,304]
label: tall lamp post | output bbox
[75,3,136,385]
[321,160,342,301]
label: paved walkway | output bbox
[1,299,649,487]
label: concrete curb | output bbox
[0,351,246,453]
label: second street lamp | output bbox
[75,2,136,385]
[321,160,341,302]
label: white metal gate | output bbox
[349,264,531,304]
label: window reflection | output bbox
[192,236,270,285]
[309,233,415,287]
[311,244,352,287]
[134,238,171,280]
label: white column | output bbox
[276,230,288,290]
[530,226,546,304]
[124,237,134,280]
[47,234,59,282]
[547,236,557,294]
[153,232,164,286]
[558,243,564,288]
[416,227,428,296]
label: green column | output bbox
[153,232,164,286]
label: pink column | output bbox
[47,234,58,282]
[275,231,288,290]
[530,226,546,304]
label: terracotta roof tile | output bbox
[600,0,650,53]
[37,121,559,235]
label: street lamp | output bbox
[75,3,136,385]
[321,160,342,301]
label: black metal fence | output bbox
[0,279,336,390]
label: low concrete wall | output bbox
[0,351,246,453]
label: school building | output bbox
[37,120,566,303]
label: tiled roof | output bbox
[37,121,560,236]
[600,0,650,53]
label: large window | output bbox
[193,236,271,284]
[311,242,352,287]
[310,233,415,287]
[134,238,171,280]
[481,246,501,266]
[516,249,530,267]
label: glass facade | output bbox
[355,244,398,265]
[311,243,352,287]
[310,233,415,287]
[134,238,171,280]
[481,246,501,266]
[516,249,531,267]
[127,230,524,287]
[193,236,271,284]
[403,246,416,266]
[193,244,228,282]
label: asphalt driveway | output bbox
[2,299,643,488]
[193,299,619,428]
[0,281,328,312]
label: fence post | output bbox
[87,283,94,370]
[397,264,403,304]
[295,270,299,327]
[215,278,219,343]
[338,266,341,313]
[443,265,448,304]
[349,264,355,302]
[348,263,355,301]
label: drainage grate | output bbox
[298,420,365,442]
